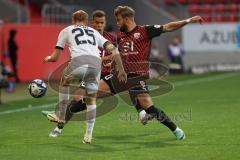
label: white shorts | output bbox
[64,56,101,94]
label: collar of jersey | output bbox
[125,25,138,34]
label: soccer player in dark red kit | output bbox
[112,5,204,140]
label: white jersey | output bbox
[56,25,108,59]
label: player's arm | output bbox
[163,16,204,32]
[96,31,127,82]
[43,48,62,62]
[145,16,204,39]
[43,29,67,63]
[102,36,117,61]
[104,41,127,82]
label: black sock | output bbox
[65,99,87,122]
[135,103,144,113]
[57,99,87,128]
[146,105,177,132]
[57,123,64,129]
[69,99,87,113]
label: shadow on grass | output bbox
[60,133,180,153]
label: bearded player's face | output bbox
[116,15,128,32]
[92,16,106,33]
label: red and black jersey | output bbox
[99,31,116,75]
[100,31,116,75]
[117,25,164,76]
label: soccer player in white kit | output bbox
[44,10,127,143]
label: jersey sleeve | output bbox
[56,29,68,50]
[95,31,109,48]
[111,34,118,46]
[145,25,164,39]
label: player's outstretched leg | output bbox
[129,90,154,125]
[136,93,185,140]
[145,105,185,140]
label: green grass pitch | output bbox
[0,73,239,160]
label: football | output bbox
[28,79,47,98]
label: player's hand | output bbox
[102,54,113,61]
[43,56,51,63]
[189,16,204,24]
[118,69,127,83]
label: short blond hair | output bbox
[72,10,88,22]
[114,6,135,18]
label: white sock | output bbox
[85,104,96,137]
[139,110,147,120]
[55,126,62,132]
[58,86,69,121]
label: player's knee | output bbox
[137,94,153,108]
[138,99,153,108]
[95,81,109,98]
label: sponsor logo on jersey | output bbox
[134,32,141,39]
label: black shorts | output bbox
[101,73,150,106]
[101,73,149,95]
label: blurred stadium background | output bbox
[1,0,240,83]
[0,0,239,160]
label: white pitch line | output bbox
[0,103,55,115]
[0,73,239,115]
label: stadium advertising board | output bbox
[183,23,240,52]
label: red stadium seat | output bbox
[228,4,239,13]
[218,0,230,4]
[202,0,215,4]
[215,15,225,22]
[165,0,175,5]
[215,4,225,13]
[188,0,202,4]
[227,15,238,22]
[201,5,212,14]
[177,0,188,5]
[202,15,212,23]
[231,0,240,4]
[188,5,201,14]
